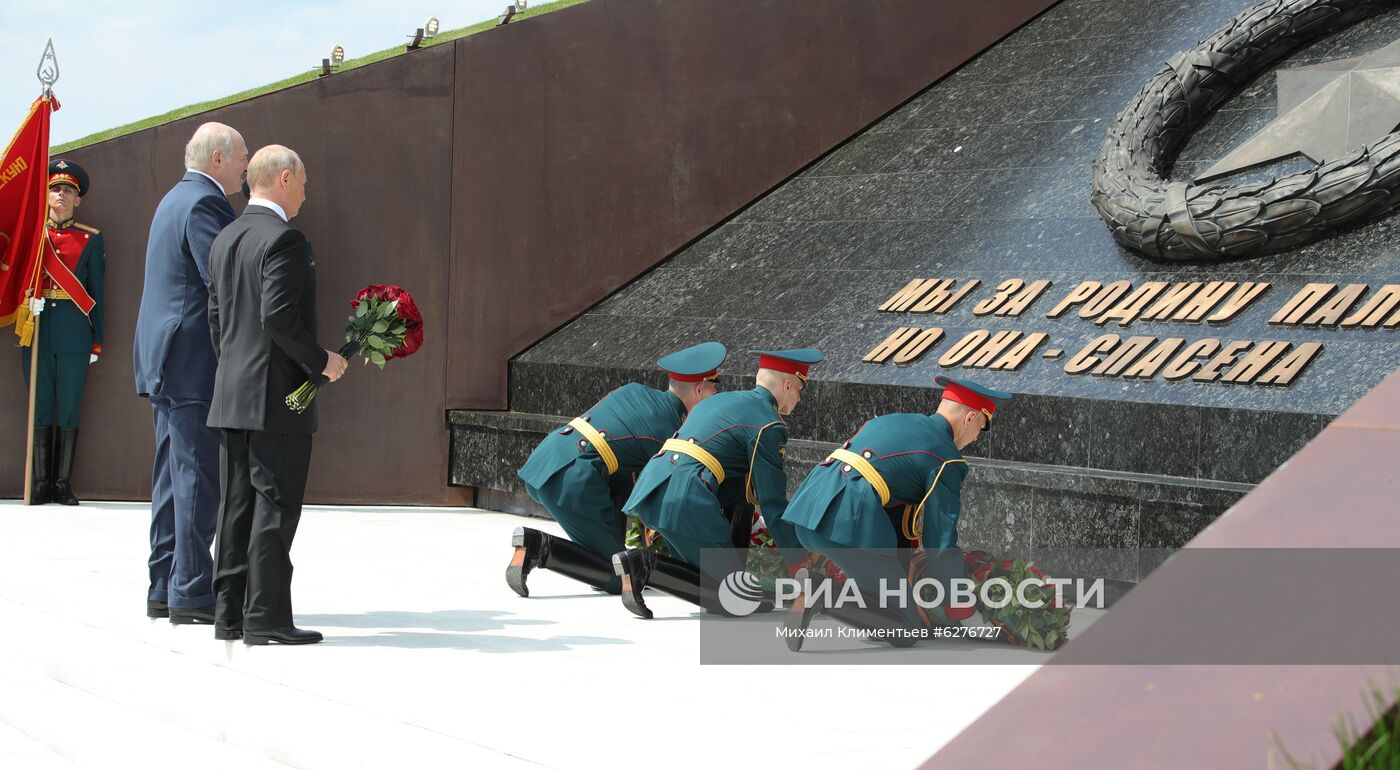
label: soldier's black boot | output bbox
[782,568,829,652]
[827,602,920,648]
[506,527,545,597]
[648,553,708,608]
[507,527,617,597]
[52,428,80,506]
[613,548,656,619]
[613,548,712,619]
[541,535,620,593]
[30,427,54,505]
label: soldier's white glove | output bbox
[89,353,99,365]
[28,297,44,315]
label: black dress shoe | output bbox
[169,605,216,625]
[243,626,323,646]
[146,600,169,619]
[213,626,243,641]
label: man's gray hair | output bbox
[246,145,304,191]
[184,122,237,171]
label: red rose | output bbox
[974,563,992,581]
[351,285,423,360]
[387,289,423,359]
[351,284,390,307]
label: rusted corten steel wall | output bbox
[3,0,1054,503]
[9,46,457,505]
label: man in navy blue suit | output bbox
[133,123,248,624]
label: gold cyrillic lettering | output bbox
[1161,338,1221,381]
[1340,284,1400,328]
[1096,281,1167,326]
[1268,283,1335,325]
[1223,340,1290,383]
[863,327,920,363]
[1255,342,1324,386]
[1047,281,1102,319]
[1065,334,1119,375]
[938,330,990,367]
[1173,281,1236,322]
[1300,284,1367,327]
[1207,282,1271,324]
[890,328,945,364]
[1192,340,1254,383]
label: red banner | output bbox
[0,94,56,329]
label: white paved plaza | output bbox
[0,502,1081,769]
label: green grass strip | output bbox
[53,0,591,153]
[1274,683,1400,769]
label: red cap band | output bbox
[49,173,80,190]
[940,381,997,419]
[668,369,718,383]
[757,355,810,377]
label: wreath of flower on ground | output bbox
[1091,0,1400,261]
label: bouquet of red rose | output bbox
[906,549,1071,650]
[960,550,1072,650]
[285,284,424,413]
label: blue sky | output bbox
[0,0,564,147]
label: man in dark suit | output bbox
[207,145,347,645]
[134,123,248,625]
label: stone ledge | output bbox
[450,408,1251,585]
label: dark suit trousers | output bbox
[146,395,221,608]
[213,429,313,631]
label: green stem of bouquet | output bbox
[285,337,362,414]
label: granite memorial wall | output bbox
[452,0,1400,584]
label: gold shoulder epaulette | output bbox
[73,222,100,234]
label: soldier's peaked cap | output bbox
[658,341,727,382]
[749,348,822,380]
[934,376,1011,420]
[48,159,89,197]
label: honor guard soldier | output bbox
[22,160,105,506]
[614,348,821,619]
[508,342,727,596]
[781,376,1010,650]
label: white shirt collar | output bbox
[247,197,288,221]
[187,168,226,195]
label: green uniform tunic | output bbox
[623,386,798,571]
[518,383,687,569]
[783,413,968,624]
[784,413,967,549]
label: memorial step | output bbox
[449,407,1254,589]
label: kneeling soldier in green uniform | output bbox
[780,376,1009,650]
[22,160,105,506]
[508,342,727,596]
[614,348,821,619]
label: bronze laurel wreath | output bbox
[1090,0,1400,261]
